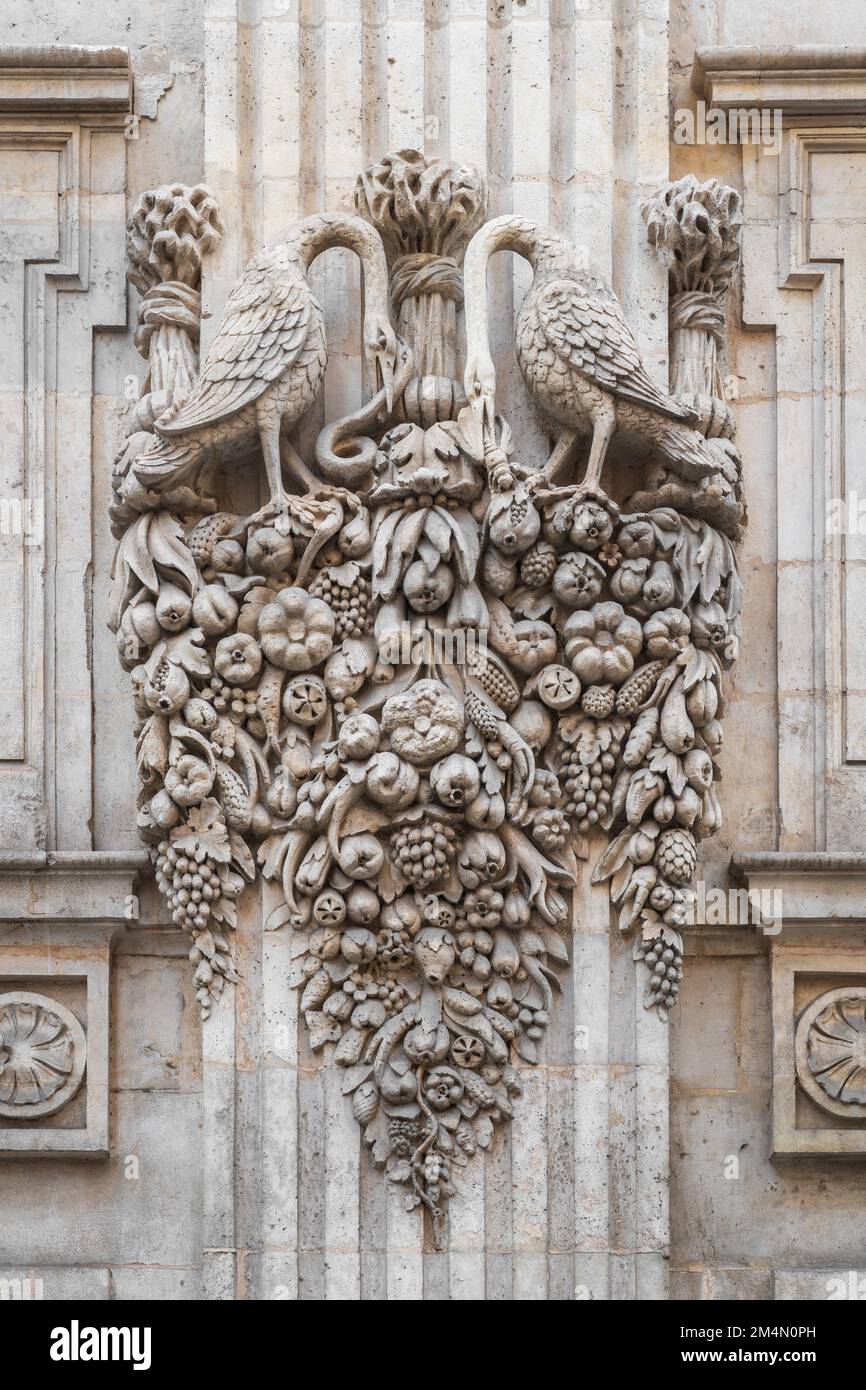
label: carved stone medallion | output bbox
[796,987,866,1120]
[0,992,87,1119]
[110,153,744,1240]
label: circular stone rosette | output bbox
[795,987,866,1120]
[0,992,87,1119]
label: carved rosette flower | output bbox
[807,994,866,1106]
[0,995,86,1118]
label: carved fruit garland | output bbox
[111,154,743,1242]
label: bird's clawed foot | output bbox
[571,481,618,515]
[531,476,617,512]
[248,491,298,535]
[302,482,363,513]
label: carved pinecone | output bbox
[520,541,558,589]
[466,651,520,713]
[654,828,697,885]
[466,689,501,739]
[615,660,665,715]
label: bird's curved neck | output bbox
[463,214,573,366]
[289,212,390,313]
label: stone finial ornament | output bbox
[111,151,744,1243]
[126,183,225,293]
[111,184,225,536]
[642,174,742,298]
[636,175,745,533]
[356,148,487,422]
[126,184,225,400]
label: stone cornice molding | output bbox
[731,853,866,922]
[0,851,148,926]
[0,45,132,114]
[692,46,866,115]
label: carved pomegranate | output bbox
[430,754,480,808]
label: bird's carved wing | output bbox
[155,257,317,435]
[535,279,695,423]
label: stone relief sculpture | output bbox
[463,212,740,502]
[796,988,866,1119]
[636,175,745,535]
[110,152,743,1240]
[0,993,87,1119]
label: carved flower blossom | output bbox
[807,995,866,1105]
[381,678,463,766]
[464,886,505,930]
[530,807,569,853]
[563,601,643,687]
[0,1001,75,1107]
[258,587,335,672]
[424,1066,465,1112]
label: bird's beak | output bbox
[376,351,395,415]
[468,382,495,445]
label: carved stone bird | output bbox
[131,212,399,524]
[463,214,736,497]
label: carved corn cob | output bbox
[615,659,666,715]
[186,512,240,562]
[466,689,501,740]
[466,648,520,712]
[215,760,253,831]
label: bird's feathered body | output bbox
[134,245,327,490]
[464,216,737,488]
[130,212,398,516]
